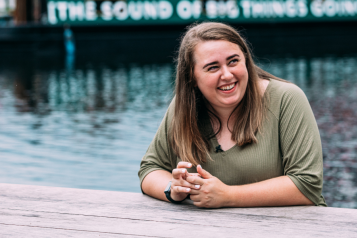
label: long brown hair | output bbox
[170,22,283,166]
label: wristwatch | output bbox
[164,181,186,204]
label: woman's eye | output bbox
[229,59,238,65]
[208,66,218,71]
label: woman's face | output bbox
[193,40,249,112]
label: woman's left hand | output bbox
[186,165,231,208]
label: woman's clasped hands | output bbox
[171,162,231,208]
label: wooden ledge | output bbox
[1,183,356,237]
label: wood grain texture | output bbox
[1,183,356,237]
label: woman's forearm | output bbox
[143,169,313,207]
[225,176,313,207]
[141,170,172,201]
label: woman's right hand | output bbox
[170,162,201,202]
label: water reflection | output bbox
[0,62,174,192]
[0,55,356,208]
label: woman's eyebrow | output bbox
[227,54,239,60]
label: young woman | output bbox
[138,22,326,208]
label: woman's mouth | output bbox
[218,82,237,91]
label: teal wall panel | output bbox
[47,0,357,25]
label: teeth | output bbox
[219,83,235,91]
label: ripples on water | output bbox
[0,55,356,208]
[0,61,174,192]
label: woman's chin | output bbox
[222,96,242,106]
[214,99,241,110]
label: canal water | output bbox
[0,52,356,208]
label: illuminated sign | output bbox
[47,0,357,25]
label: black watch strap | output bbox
[164,181,186,204]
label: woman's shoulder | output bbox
[268,78,304,96]
[266,78,310,118]
[267,78,308,103]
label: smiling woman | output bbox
[138,22,326,208]
[193,40,248,113]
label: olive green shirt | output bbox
[138,79,326,206]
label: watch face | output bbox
[163,181,185,204]
[164,181,172,194]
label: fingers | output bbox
[187,173,202,178]
[189,189,200,195]
[189,194,202,204]
[190,196,205,208]
[186,175,205,186]
[172,179,201,190]
[172,162,193,180]
[172,168,188,180]
[172,163,204,189]
[177,162,192,169]
[173,185,191,194]
[172,168,202,192]
[197,165,213,179]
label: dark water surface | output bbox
[1,53,356,208]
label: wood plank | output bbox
[1,183,356,237]
[0,224,154,237]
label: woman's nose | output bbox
[220,66,233,81]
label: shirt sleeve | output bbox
[138,98,177,190]
[278,84,326,206]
